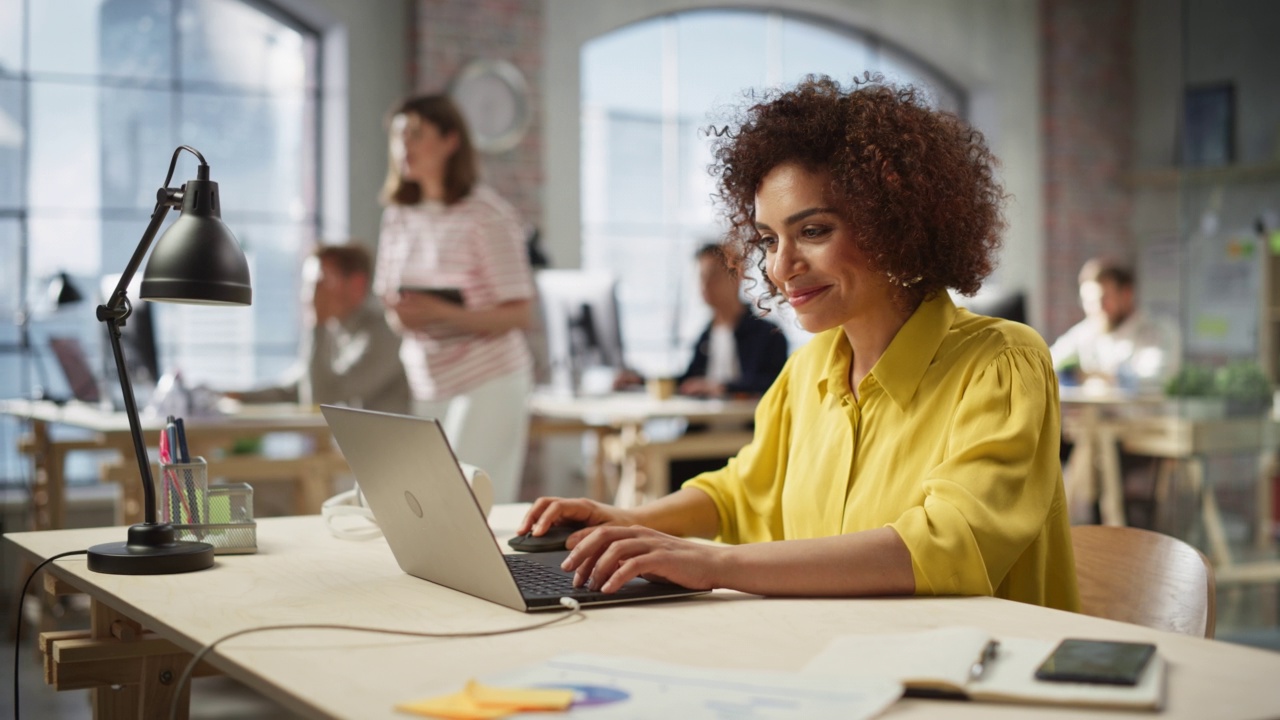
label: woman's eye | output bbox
[802,225,829,239]
[759,236,778,251]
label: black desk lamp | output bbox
[87,145,252,575]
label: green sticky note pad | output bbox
[1270,231,1280,255]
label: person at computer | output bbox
[375,94,535,505]
[614,242,788,398]
[518,74,1079,611]
[228,243,410,414]
[1049,256,1178,391]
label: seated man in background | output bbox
[229,243,411,415]
[1050,255,1178,391]
[677,243,790,398]
[619,242,789,492]
[617,243,789,398]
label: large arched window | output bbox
[581,9,963,373]
[0,0,320,483]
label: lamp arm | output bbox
[97,195,177,525]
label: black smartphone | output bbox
[399,286,464,305]
[1034,639,1156,686]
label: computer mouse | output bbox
[507,522,586,553]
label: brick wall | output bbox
[1041,0,1136,339]
[410,0,544,230]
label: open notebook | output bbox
[805,626,1165,712]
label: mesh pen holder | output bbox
[157,457,257,554]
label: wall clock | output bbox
[448,58,532,154]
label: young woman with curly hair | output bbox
[519,75,1078,611]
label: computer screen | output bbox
[535,269,625,395]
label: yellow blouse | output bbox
[685,294,1080,611]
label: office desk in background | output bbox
[0,399,350,530]
[528,390,758,506]
[7,506,1280,720]
[1060,386,1280,585]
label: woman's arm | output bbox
[563,524,915,597]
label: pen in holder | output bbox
[157,456,209,527]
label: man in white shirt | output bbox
[1050,256,1179,392]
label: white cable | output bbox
[167,605,585,720]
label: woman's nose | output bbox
[769,238,802,283]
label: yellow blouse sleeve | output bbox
[889,346,1062,596]
[683,363,792,545]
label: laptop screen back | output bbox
[48,336,101,403]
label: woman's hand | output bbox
[562,525,724,593]
[517,497,636,546]
[388,291,461,333]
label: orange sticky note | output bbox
[397,679,574,719]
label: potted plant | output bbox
[1163,364,1224,419]
[1214,361,1273,416]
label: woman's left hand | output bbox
[562,525,725,593]
[390,292,460,332]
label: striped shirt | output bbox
[375,185,534,400]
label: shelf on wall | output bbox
[1127,161,1280,189]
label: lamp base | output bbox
[87,523,215,575]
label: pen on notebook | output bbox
[969,639,1000,681]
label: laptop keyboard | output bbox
[504,555,607,600]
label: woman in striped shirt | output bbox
[375,94,535,503]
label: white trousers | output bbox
[413,366,533,504]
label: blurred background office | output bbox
[4,5,1280,714]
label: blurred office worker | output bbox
[232,244,411,414]
[677,243,789,398]
[375,94,535,504]
[1049,256,1179,391]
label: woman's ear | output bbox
[443,130,462,158]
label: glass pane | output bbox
[0,78,22,208]
[0,0,22,74]
[880,45,962,113]
[582,19,663,116]
[180,89,312,216]
[99,0,175,82]
[31,0,172,80]
[780,18,874,88]
[0,217,18,315]
[28,214,104,281]
[179,0,313,91]
[101,87,176,209]
[29,82,102,211]
[677,11,767,115]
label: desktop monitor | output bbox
[965,289,1028,325]
[535,269,625,395]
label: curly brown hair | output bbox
[711,74,1006,307]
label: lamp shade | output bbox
[141,178,252,305]
[45,272,84,307]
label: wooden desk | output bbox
[528,391,758,506]
[1,399,349,530]
[1061,388,1280,585]
[1059,386,1165,526]
[7,508,1280,719]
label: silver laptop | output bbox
[320,405,708,612]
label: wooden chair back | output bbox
[1071,524,1216,638]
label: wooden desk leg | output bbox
[1256,449,1275,551]
[89,602,144,719]
[1191,455,1234,571]
[1096,424,1127,527]
[23,419,64,531]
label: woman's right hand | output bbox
[517,497,637,548]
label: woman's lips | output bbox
[786,285,828,307]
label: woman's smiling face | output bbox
[755,162,897,335]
